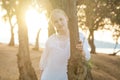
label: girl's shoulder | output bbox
[47,34,56,41]
[46,34,57,44]
[79,32,86,40]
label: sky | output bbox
[0,7,120,54]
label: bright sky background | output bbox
[25,8,48,47]
[94,30,114,43]
[0,7,48,48]
[0,7,120,54]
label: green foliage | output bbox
[1,0,20,24]
[77,0,120,29]
[1,0,16,17]
[77,0,120,54]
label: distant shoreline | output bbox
[96,48,120,55]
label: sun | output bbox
[25,8,48,47]
[25,8,48,30]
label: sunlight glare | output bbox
[25,8,48,47]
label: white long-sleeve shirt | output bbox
[40,33,91,80]
[79,32,91,61]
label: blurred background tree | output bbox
[1,0,17,46]
[77,0,120,54]
[1,0,38,80]
[15,0,38,79]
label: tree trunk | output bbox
[33,28,41,51]
[66,1,87,80]
[8,15,15,46]
[40,0,92,79]
[45,0,86,80]
[88,29,96,54]
[112,41,119,55]
[9,25,15,46]
[84,0,96,54]
[16,1,38,80]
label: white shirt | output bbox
[40,33,91,80]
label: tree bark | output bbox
[88,29,96,54]
[9,24,15,46]
[84,0,96,54]
[33,28,41,51]
[16,1,38,80]
[66,1,87,80]
[7,11,15,46]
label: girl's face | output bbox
[51,12,68,34]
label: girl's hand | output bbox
[76,41,83,51]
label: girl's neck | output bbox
[56,30,69,41]
[57,29,69,37]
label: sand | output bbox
[0,43,120,80]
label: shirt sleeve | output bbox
[79,32,91,61]
[39,41,49,70]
